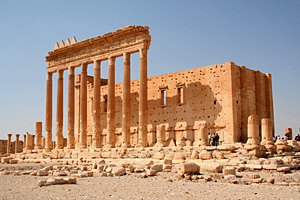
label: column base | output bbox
[121,142,130,148]
[104,144,114,148]
[137,141,148,148]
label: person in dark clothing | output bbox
[215,133,220,146]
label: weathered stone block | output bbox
[112,167,126,176]
[223,167,236,175]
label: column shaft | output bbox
[35,122,42,149]
[80,63,88,148]
[56,69,64,149]
[45,72,53,150]
[15,134,20,153]
[138,49,148,147]
[107,57,116,148]
[92,60,101,148]
[7,134,12,154]
[75,85,80,148]
[67,66,75,149]
[122,53,131,147]
[23,135,26,150]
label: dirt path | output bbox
[1,173,300,200]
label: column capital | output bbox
[94,60,101,69]
[57,69,64,78]
[16,134,20,137]
[47,71,53,80]
[108,56,116,62]
[81,63,88,71]
[123,52,131,57]
[68,66,75,73]
[139,48,148,58]
[7,134,12,137]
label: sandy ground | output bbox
[1,163,300,200]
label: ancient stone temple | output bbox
[42,25,273,150]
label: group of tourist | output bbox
[272,134,300,142]
[208,133,219,146]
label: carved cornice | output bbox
[46,25,150,63]
[176,82,185,88]
[158,85,168,90]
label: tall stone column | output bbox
[45,72,53,150]
[23,134,26,150]
[26,133,33,150]
[67,66,75,149]
[42,137,45,148]
[107,57,116,148]
[261,118,274,145]
[35,122,43,149]
[80,63,88,148]
[56,69,64,149]
[92,60,101,149]
[244,115,266,157]
[7,134,12,154]
[15,134,20,153]
[122,53,131,148]
[138,49,148,147]
[75,84,80,148]
[246,115,260,145]
[261,118,275,153]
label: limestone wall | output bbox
[77,62,273,147]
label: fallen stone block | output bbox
[245,164,262,170]
[266,177,275,184]
[134,168,145,173]
[190,150,199,159]
[153,152,165,159]
[275,182,289,186]
[163,164,172,172]
[1,157,10,164]
[277,166,290,173]
[263,164,278,170]
[39,177,77,187]
[150,164,163,172]
[140,173,147,178]
[199,150,212,160]
[146,169,156,176]
[163,158,172,165]
[0,171,11,175]
[223,167,236,176]
[198,162,222,173]
[30,171,37,176]
[248,174,260,179]
[81,171,93,177]
[9,159,18,164]
[252,178,263,184]
[53,171,67,176]
[37,170,49,176]
[213,151,225,159]
[37,180,48,187]
[176,163,200,176]
[112,167,126,176]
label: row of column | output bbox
[45,49,148,149]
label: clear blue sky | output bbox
[0,0,299,140]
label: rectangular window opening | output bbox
[177,87,184,105]
[161,90,166,106]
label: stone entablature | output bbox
[46,25,151,72]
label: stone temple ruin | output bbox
[2,26,300,181]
